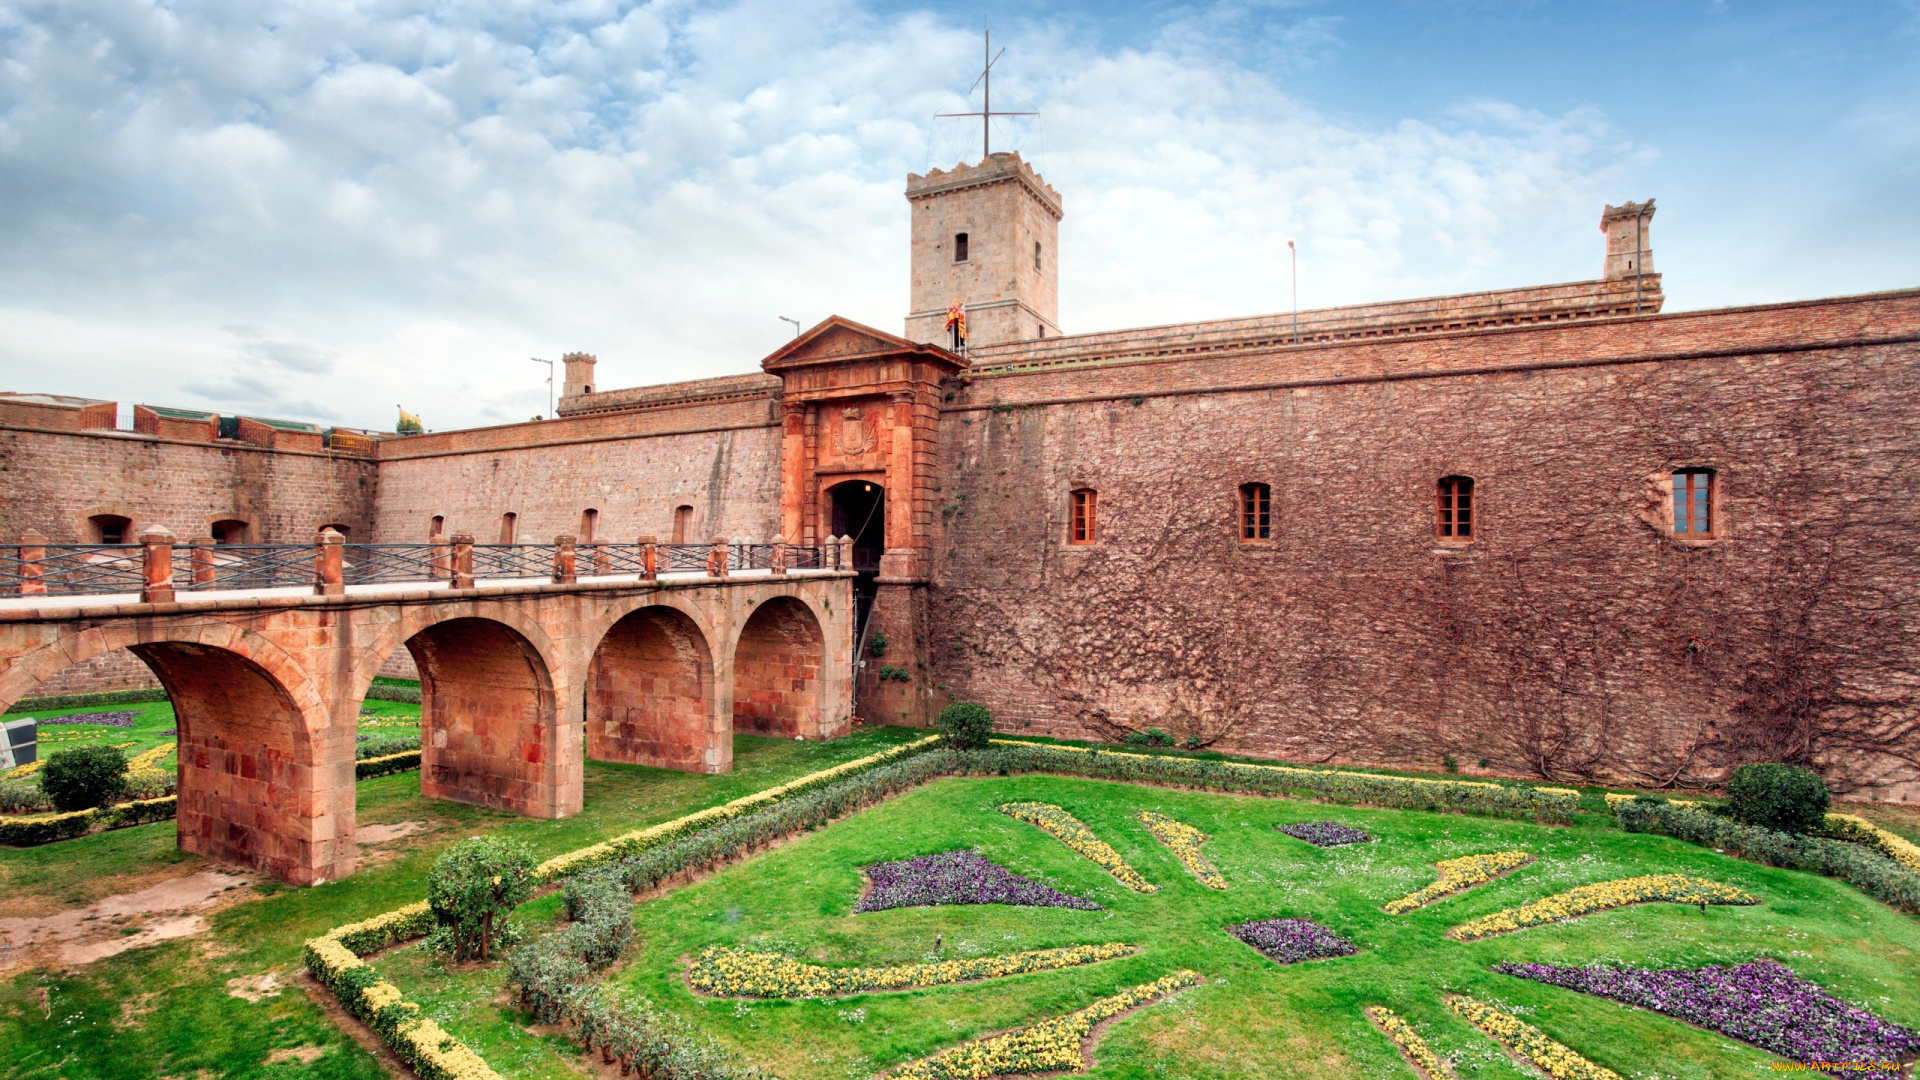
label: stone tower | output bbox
[904,152,1062,348]
[1601,199,1656,281]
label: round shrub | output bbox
[1727,762,1830,834]
[41,745,129,812]
[427,835,536,962]
[937,702,994,750]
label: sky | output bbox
[0,0,1914,432]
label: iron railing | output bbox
[3,538,846,598]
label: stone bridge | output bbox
[0,556,855,885]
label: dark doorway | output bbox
[828,480,885,643]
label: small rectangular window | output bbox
[1070,489,1096,544]
[1674,470,1713,536]
[1239,483,1271,540]
[580,508,598,543]
[1034,240,1042,270]
[1437,476,1474,541]
[954,232,969,262]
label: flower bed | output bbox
[1227,918,1357,964]
[1494,959,1920,1065]
[1450,874,1756,941]
[998,802,1155,892]
[886,971,1200,1080]
[687,941,1133,998]
[1365,1006,1456,1079]
[855,848,1102,912]
[1614,799,1920,914]
[1278,820,1374,847]
[37,710,138,727]
[1385,851,1532,914]
[356,750,422,779]
[1137,811,1227,889]
[0,794,178,845]
[1822,813,1920,875]
[1446,995,1622,1080]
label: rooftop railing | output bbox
[2,529,852,601]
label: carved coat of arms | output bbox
[836,407,878,456]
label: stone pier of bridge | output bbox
[0,570,854,885]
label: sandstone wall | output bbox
[371,401,785,546]
[0,426,378,543]
[925,290,1920,798]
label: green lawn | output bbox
[0,727,925,1079]
[4,731,1918,1080]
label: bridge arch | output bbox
[730,595,827,739]
[0,622,351,885]
[584,603,721,774]
[402,615,565,817]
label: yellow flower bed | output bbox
[1824,813,1920,874]
[1384,851,1532,914]
[689,941,1133,998]
[1365,1006,1456,1079]
[889,971,1200,1080]
[537,735,941,880]
[1137,811,1227,889]
[5,759,45,779]
[999,802,1156,893]
[1446,996,1623,1080]
[1603,792,1697,811]
[1450,874,1756,941]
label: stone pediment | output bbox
[760,316,965,375]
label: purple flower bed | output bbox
[1228,918,1358,964]
[1277,820,1374,847]
[855,849,1103,912]
[1495,960,1920,1065]
[38,711,137,727]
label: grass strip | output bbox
[687,942,1134,998]
[1450,874,1756,941]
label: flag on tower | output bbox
[945,301,967,350]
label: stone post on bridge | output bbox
[140,527,175,604]
[770,534,788,578]
[708,535,729,579]
[450,533,474,589]
[190,536,215,588]
[16,531,46,596]
[552,535,577,584]
[315,528,346,597]
[637,536,657,581]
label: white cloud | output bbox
[0,0,1644,430]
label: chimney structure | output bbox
[904,152,1062,349]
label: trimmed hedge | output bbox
[1616,799,1920,914]
[5,688,170,713]
[0,795,177,845]
[366,683,422,704]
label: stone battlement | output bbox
[906,152,1062,219]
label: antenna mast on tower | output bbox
[935,27,1036,161]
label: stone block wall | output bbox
[924,291,1920,799]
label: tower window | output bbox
[499,512,517,544]
[1034,241,1042,270]
[1069,489,1097,545]
[1239,483,1271,541]
[1674,470,1713,536]
[1437,476,1474,541]
[954,232,969,262]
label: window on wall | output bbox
[1069,489,1097,545]
[321,523,352,538]
[429,515,444,537]
[499,513,517,544]
[1239,483,1272,541]
[210,519,249,545]
[89,514,131,545]
[672,505,695,545]
[580,508,598,543]
[1674,470,1714,536]
[1437,476,1474,541]
[1034,240,1042,270]
[954,232,969,262]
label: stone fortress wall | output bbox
[5,157,1916,798]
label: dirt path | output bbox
[0,869,254,972]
